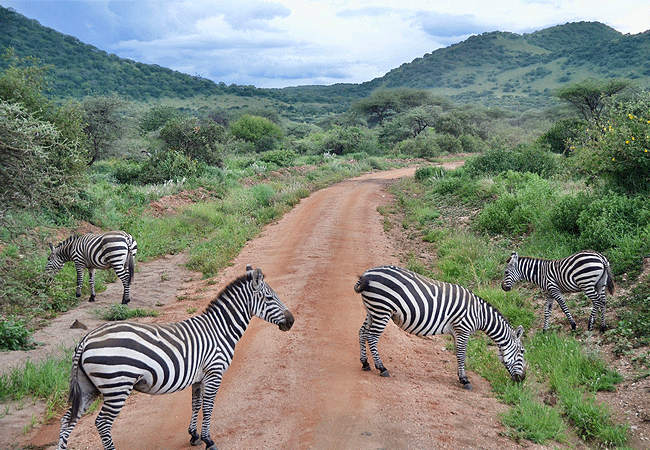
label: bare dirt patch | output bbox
[1,162,647,450]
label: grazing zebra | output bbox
[56,265,294,450]
[46,231,137,304]
[502,250,615,332]
[355,265,526,390]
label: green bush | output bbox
[137,149,204,184]
[229,114,283,152]
[474,172,556,236]
[538,117,587,155]
[466,145,558,177]
[576,192,650,251]
[0,317,32,350]
[259,148,297,167]
[549,191,593,235]
[414,166,446,181]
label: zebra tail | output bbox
[354,275,369,293]
[125,249,135,285]
[606,264,615,295]
[67,340,86,424]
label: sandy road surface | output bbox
[21,166,551,450]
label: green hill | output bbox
[2,5,650,114]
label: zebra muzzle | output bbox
[279,310,294,331]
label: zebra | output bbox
[45,231,137,304]
[501,250,615,332]
[56,265,294,450]
[355,265,526,390]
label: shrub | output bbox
[538,118,588,155]
[137,149,204,184]
[229,114,283,152]
[466,145,558,177]
[576,192,650,251]
[474,172,556,236]
[414,166,446,181]
[549,191,593,235]
[0,317,32,350]
[259,148,297,167]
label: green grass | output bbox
[93,304,160,321]
[0,347,72,419]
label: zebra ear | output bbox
[246,264,253,273]
[49,242,54,252]
[510,252,519,264]
[514,324,524,340]
[251,267,264,291]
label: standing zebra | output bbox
[355,265,526,390]
[56,265,294,450]
[46,231,137,304]
[501,250,615,332]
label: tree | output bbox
[352,88,435,127]
[229,114,283,152]
[554,78,632,123]
[81,94,127,165]
[0,51,88,229]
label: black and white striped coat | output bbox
[46,231,137,304]
[355,265,526,390]
[56,266,294,450]
[501,250,615,332]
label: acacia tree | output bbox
[81,94,127,165]
[554,78,632,123]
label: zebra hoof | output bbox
[600,325,608,333]
[462,383,473,391]
[189,431,202,446]
[379,369,390,378]
[88,296,95,302]
[570,322,577,330]
[361,361,371,371]
[121,298,130,305]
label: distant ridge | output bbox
[2,6,649,112]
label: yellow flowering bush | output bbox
[579,93,650,193]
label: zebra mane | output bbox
[203,273,252,314]
[54,235,77,249]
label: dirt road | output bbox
[18,165,552,450]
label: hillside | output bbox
[2,5,650,114]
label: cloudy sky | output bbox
[2,0,650,88]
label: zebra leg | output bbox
[542,294,554,331]
[585,286,607,332]
[599,286,608,332]
[549,291,576,330]
[452,329,472,390]
[188,382,203,446]
[365,314,391,377]
[95,389,132,450]
[88,268,96,302]
[113,262,132,304]
[56,387,99,450]
[199,376,223,450]
[359,315,371,371]
[75,264,85,299]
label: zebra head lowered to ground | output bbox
[355,265,526,390]
[45,231,137,304]
[502,250,615,332]
[55,265,294,450]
